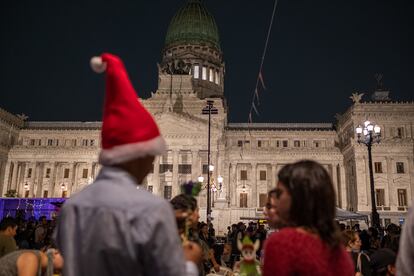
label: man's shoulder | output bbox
[62,185,171,214]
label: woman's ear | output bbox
[387,264,396,275]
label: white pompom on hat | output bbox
[90,56,107,73]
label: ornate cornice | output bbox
[0,107,24,127]
[24,121,102,130]
[226,123,334,131]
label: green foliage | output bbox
[4,189,18,197]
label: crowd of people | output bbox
[1,53,413,275]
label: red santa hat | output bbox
[90,53,166,165]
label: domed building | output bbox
[0,0,413,233]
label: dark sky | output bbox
[1,0,413,123]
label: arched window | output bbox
[202,66,207,80]
[193,65,199,79]
[209,68,214,82]
[215,71,220,84]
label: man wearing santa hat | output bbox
[54,53,201,276]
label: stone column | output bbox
[408,157,414,201]
[331,163,339,206]
[231,163,237,207]
[10,161,18,191]
[172,150,179,197]
[51,163,58,197]
[339,164,347,209]
[191,150,200,180]
[386,157,394,207]
[12,163,22,191]
[1,162,11,196]
[251,162,257,207]
[271,164,277,191]
[153,156,160,195]
[71,162,79,195]
[17,162,27,195]
[35,163,45,198]
[31,162,39,198]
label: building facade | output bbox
[1,0,413,234]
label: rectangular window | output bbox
[159,164,173,174]
[27,168,32,178]
[148,185,153,193]
[25,190,29,198]
[45,168,51,178]
[398,189,407,206]
[276,141,280,147]
[82,169,88,178]
[259,193,267,208]
[82,139,88,146]
[240,170,248,180]
[64,168,70,179]
[215,71,219,84]
[43,190,48,198]
[202,164,209,174]
[202,67,207,80]
[294,140,300,147]
[237,140,243,147]
[30,139,35,146]
[209,68,214,82]
[48,139,53,146]
[244,140,250,145]
[374,162,383,173]
[90,140,95,146]
[257,140,262,148]
[37,139,42,146]
[283,140,288,147]
[240,193,248,208]
[56,139,59,146]
[164,186,172,200]
[397,127,404,138]
[396,162,405,173]
[259,170,267,181]
[194,65,199,79]
[178,164,192,174]
[72,139,77,146]
[314,141,320,148]
[375,189,385,206]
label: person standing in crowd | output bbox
[55,53,201,276]
[34,216,47,249]
[342,230,371,276]
[0,248,64,276]
[0,217,18,258]
[370,248,397,276]
[263,160,354,276]
[381,223,400,253]
[397,200,414,276]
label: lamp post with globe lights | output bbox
[201,100,218,226]
[355,121,381,228]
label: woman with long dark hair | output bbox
[263,160,354,276]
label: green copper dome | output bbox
[165,0,220,50]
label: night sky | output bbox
[1,0,413,123]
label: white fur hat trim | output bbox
[90,56,107,73]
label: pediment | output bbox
[393,176,410,185]
[156,112,208,136]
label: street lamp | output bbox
[356,120,381,229]
[201,100,218,229]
